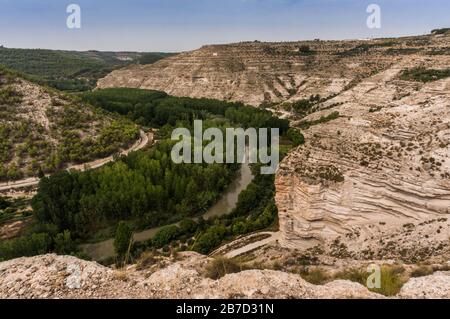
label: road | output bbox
[224,232,281,258]
[0,130,152,192]
[210,232,281,259]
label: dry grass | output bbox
[333,265,407,296]
[204,257,245,280]
[136,252,157,270]
[410,265,434,278]
[113,270,129,282]
[298,268,330,285]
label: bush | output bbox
[204,257,243,280]
[0,233,53,261]
[410,265,434,278]
[54,230,76,255]
[192,226,228,254]
[0,196,10,210]
[114,222,133,264]
[400,67,450,83]
[299,268,329,285]
[152,225,181,248]
[286,128,305,146]
[300,111,340,129]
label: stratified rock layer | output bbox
[98,39,399,106]
[275,35,450,248]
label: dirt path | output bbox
[212,232,281,259]
[0,130,152,192]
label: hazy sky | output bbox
[0,0,448,52]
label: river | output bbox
[81,161,254,261]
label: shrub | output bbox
[300,111,340,129]
[400,67,450,83]
[192,225,228,254]
[286,128,305,146]
[0,196,10,210]
[152,225,181,248]
[299,268,329,285]
[334,265,406,297]
[54,230,76,255]
[204,257,243,280]
[410,265,434,278]
[114,221,133,265]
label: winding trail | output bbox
[0,130,153,192]
[212,232,281,259]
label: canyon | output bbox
[2,30,450,299]
[100,31,450,260]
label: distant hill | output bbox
[0,66,139,181]
[98,32,450,106]
[0,47,175,92]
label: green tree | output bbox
[0,196,9,210]
[54,230,76,255]
[287,128,305,146]
[114,221,133,265]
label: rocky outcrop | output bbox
[2,253,450,299]
[399,272,450,299]
[0,253,381,299]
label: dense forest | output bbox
[81,88,290,133]
[32,140,239,239]
[0,89,301,262]
[129,163,280,261]
[0,48,174,92]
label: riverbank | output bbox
[81,161,254,261]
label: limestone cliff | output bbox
[275,35,450,248]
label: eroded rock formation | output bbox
[2,253,449,299]
[276,37,450,248]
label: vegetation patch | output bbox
[204,257,244,280]
[400,67,450,83]
[0,47,173,92]
[4,90,297,262]
[299,111,340,129]
[334,265,407,297]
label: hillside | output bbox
[98,32,450,106]
[274,33,450,257]
[0,47,174,92]
[0,66,139,182]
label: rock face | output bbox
[275,34,450,249]
[399,271,450,299]
[98,39,398,106]
[0,253,395,299]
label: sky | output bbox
[0,0,449,52]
